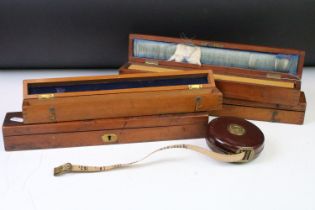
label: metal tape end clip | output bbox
[54,163,72,176]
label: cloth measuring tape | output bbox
[54,117,264,176]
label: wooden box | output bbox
[210,92,306,124]
[119,34,305,106]
[3,112,208,151]
[23,70,222,124]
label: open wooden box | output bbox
[120,34,305,106]
[22,70,222,124]
[3,112,208,151]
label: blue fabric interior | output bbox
[133,39,299,75]
[28,76,208,95]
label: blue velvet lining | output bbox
[28,76,208,95]
[133,39,299,75]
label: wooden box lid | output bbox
[3,112,209,151]
[128,34,305,80]
[3,112,208,137]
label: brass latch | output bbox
[38,94,55,100]
[195,96,202,111]
[101,134,118,143]
[145,60,159,65]
[49,107,56,121]
[188,84,203,90]
[266,73,281,79]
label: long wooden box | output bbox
[3,112,208,151]
[22,70,222,124]
[120,34,305,106]
[210,92,306,124]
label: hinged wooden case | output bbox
[3,112,208,151]
[22,70,222,124]
[119,34,305,106]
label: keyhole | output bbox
[101,133,118,143]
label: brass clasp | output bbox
[266,73,281,79]
[188,84,203,90]
[195,96,202,111]
[145,60,159,65]
[38,94,54,100]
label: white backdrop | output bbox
[0,68,314,210]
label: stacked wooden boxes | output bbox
[3,71,222,150]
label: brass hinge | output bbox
[145,60,159,65]
[188,84,203,90]
[266,73,281,79]
[38,94,55,100]
[49,107,56,121]
[208,42,224,48]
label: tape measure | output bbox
[54,117,264,176]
